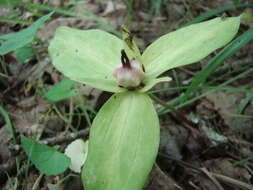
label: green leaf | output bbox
[0,12,53,55]
[0,105,17,144]
[43,79,79,102]
[48,27,125,93]
[240,12,253,23]
[142,16,240,78]
[14,45,33,63]
[6,0,120,36]
[182,26,253,102]
[82,92,159,190]
[183,3,251,26]
[21,136,70,176]
[237,88,253,114]
[231,0,241,6]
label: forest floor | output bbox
[1,0,253,189]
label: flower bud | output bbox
[113,50,145,90]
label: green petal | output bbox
[142,17,240,78]
[48,27,124,92]
[139,77,172,92]
[122,26,142,61]
[82,92,159,190]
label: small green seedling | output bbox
[21,136,70,175]
[48,17,240,190]
[0,12,53,55]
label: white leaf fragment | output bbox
[65,139,88,173]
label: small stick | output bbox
[200,167,224,190]
[176,160,253,190]
[212,173,253,190]
[41,128,89,145]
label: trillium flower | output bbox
[49,16,240,190]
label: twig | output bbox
[188,181,202,190]
[32,173,44,190]
[176,160,253,190]
[200,167,224,190]
[40,128,89,145]
[213,173,253,190]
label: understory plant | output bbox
[49,16,240,190]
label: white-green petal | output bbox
[82,92,160,190]
[122,26,142,61]
[142,17,240,78]
[48,27,124,92]
[64,139,88,173]
[139,77,172,92]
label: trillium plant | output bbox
[49,16,240,190]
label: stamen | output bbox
[121,50,131,68]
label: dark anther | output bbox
[142,64,145,72]
[121,50,131,68]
